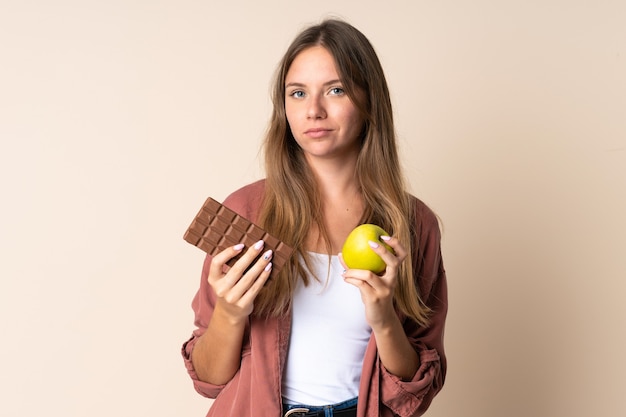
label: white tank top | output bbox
[281,252,372,405]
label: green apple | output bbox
[341,224,393,273]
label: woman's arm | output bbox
[191,241,273,385]
[368,307,420,380]
[346,203,447,416]
[341,236,420,380]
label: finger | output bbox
[209,243,246,280]
[230,249,273,299]
[342,268,376,289]
[340,251,386,292]
[368,238,407,274]
[223,240,267,285]
[365,240,399,273]
[346,272,389,295]
[239,260,273,306]
[343,275,369,290]
[337,252,348,270]
[379,235,408,262]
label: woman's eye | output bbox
[329,87,344,95]
[290,90,305,98]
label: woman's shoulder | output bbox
[408,193,441,236]
[222,179,266,222]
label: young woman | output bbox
[182,19,448,417]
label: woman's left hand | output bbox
[339,235,407,331]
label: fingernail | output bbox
[368,240,380,249]
[380,235,391,241]
[264,262,273,272]
[254,240,264,250]
[233,243,245,251]
[263,249,273,260]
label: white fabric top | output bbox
[282,252,372,405]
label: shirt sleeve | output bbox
[379,200,448,416]
[180,187,261,398]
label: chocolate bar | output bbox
[184,197,293,279]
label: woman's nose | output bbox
[306,96,326,119]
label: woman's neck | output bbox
[306,153,360,199]
[303,155,365,254]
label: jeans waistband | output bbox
[282,397,357,417]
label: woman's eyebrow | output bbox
[285,82,305,89]
[285,79,342,89]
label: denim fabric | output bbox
[283,397,358,417]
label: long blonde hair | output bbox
[255,19,430,326]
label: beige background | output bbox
[1,1,624,416]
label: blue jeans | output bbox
[282,397,358,417]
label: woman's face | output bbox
[284,46,365,163]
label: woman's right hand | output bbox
[208,240,273,323]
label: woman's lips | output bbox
[304,128,332,138]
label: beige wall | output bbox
[1,1,624,416]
